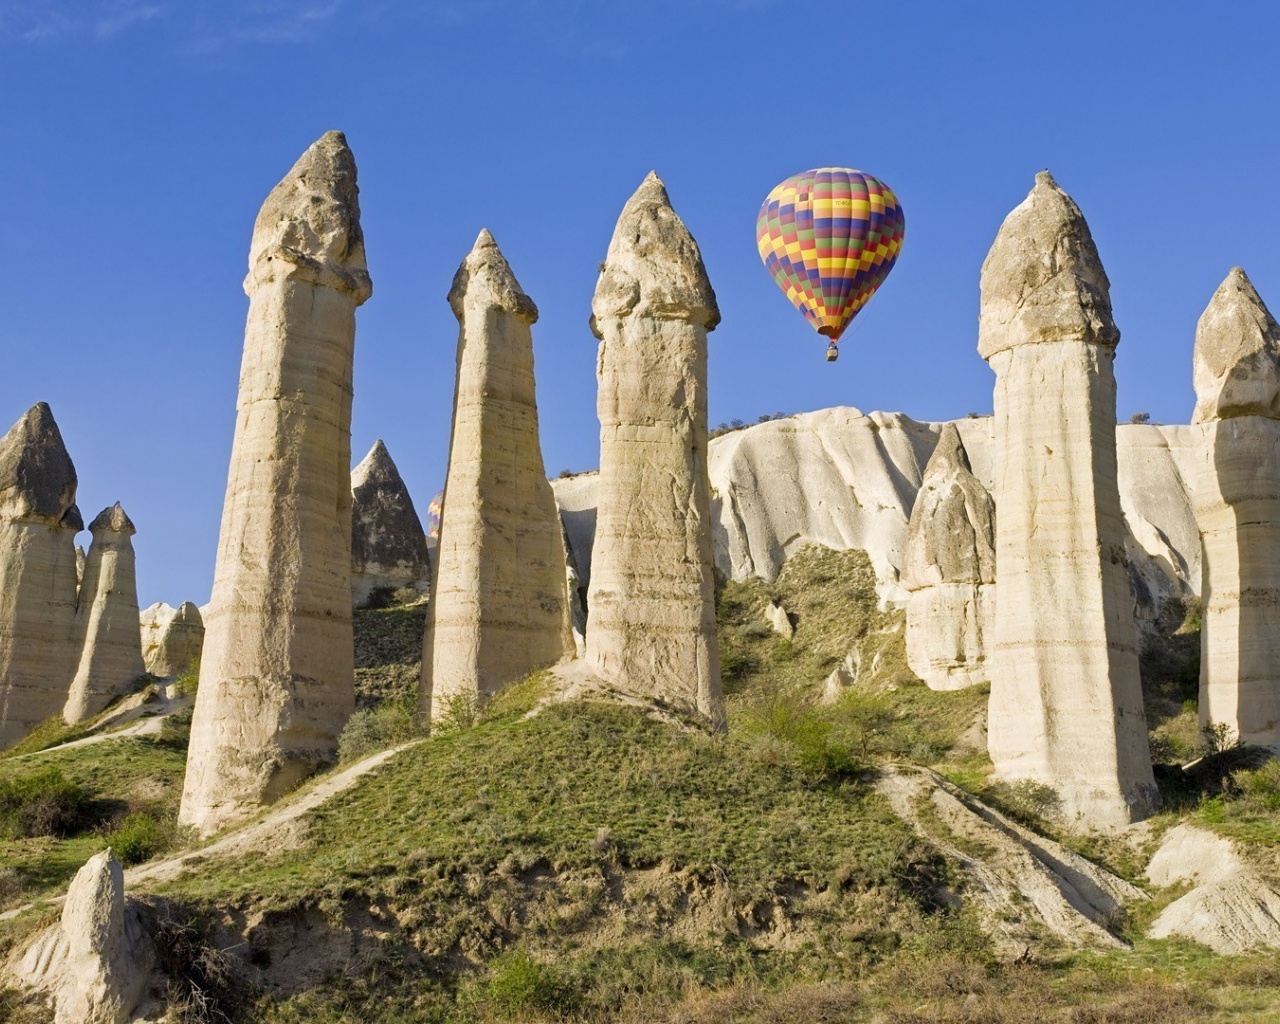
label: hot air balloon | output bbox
[756,168,904,362]
[427,490,444,540]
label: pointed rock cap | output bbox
[61,503,84,532]
[590,171,719,337]
[248,130,372,301]
[174,601,203,627]
[352,438,396,488]
[903,423,996,589]
[447,229,538,324]
[351,438,428,574]
[1192,267,1280,423]
[0,402,78,524]
[88,502,136,537]
[978,171,1117,361]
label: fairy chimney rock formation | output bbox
[180,131,372,836]
[11,849,151,1024]
[979,172,1157,825]
[421,230,573,721]
[585,172,725,727]
[902,424,996,690]
[63,505,145,724]
[0,403,82,748]
[139,601,204,678]
[351,440,431,606]
[1192,268,1280,749]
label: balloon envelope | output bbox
[756,168,904,344]
[427,490,443,540]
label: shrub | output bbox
[173,659,200,698]
[158,706,194,751]
[1234,758,1280,812]
[105,811,171,866]
[339,701,420,763]
[485,949,572,1017]
[739,696,859,782]
[0,767,88,838]
[150,904,249,1024]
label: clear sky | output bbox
[2,0,1278,608]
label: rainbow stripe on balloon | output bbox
[756,168,905,342]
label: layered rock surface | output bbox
[584,173,723,727]
[902,424,996,690]
[63,504,145,724]
[351,440,431,607]
[139,601,205,677]
[181,131,372,835]
[0,403,83,748]
[421,230,572,720]
[979,172,1157,825]
[1191,269,1280,749]
[8,849,152,1023]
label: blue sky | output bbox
[2,0,1278,606]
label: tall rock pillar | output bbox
[585,172,724,728]
[902,424,996,690]
[979,172,1156,825]
[63,503,145,723]
[421,231,573,721]
[180,132,372,835]
[0,403,82,748]
[1191,268,1280,748]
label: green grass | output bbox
[354,603,427,711]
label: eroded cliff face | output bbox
[1192,268,1280,749]
[584,173,723,728]
[181,131,371,836]
[979,172,1156,826]
[421,230,573,722]
[0,402,82,749]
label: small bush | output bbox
[150,904,249,1024]
[105,811,172,865]
[0,767,88,838]
[739,696,859,782]
[485,949,572,1018]
[173,659,201,698]
[158,706,194,751]
[1233,758,1280,811]
[339,702,420,763]
[434,692,479,735]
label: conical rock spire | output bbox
[0,402,78,524]
[350,439,430,607]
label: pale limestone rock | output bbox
[585,173,724,727]
[10,849,151,1023]
[0,403,82,748]
[902,424,995,690]
[350,440,431,606]
[63,505,145,724]
[979,173,1157,826]
[1190,269,1280,749]
[139,601,204,677]
[553,414,1202,624]
[765,599,793,639]
[421,231,573,721]
[180,131,372,836]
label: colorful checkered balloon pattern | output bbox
[427,490,443,540]
[756,168,905,342]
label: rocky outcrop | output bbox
[979,172,1157,826]
[63,504,145,724]
[902,424,995,690]
[350,440,431,607]
[1147,824,1280,954]
[180,131,372,836]
[0,403,82,748]
[1191,269,1280,749]
[421,231,572,721]
[139,601,204,677]
[553,413,1201,625]
[585,173,724,727]
[8,849,152,1023]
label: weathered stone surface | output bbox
[139,601,205,677]
[554,414,1202,623]
[181,131,372,836]
[585,173,724,727]
[765,599,793,639]
[421,231,572,721]
[9,849,152,1023]
[979,173,1157,826]
[351,440,431,607]
[63,505,145,724]
[0,403,82,748]
[902,425,995,690]
[1191,269,1280,748]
